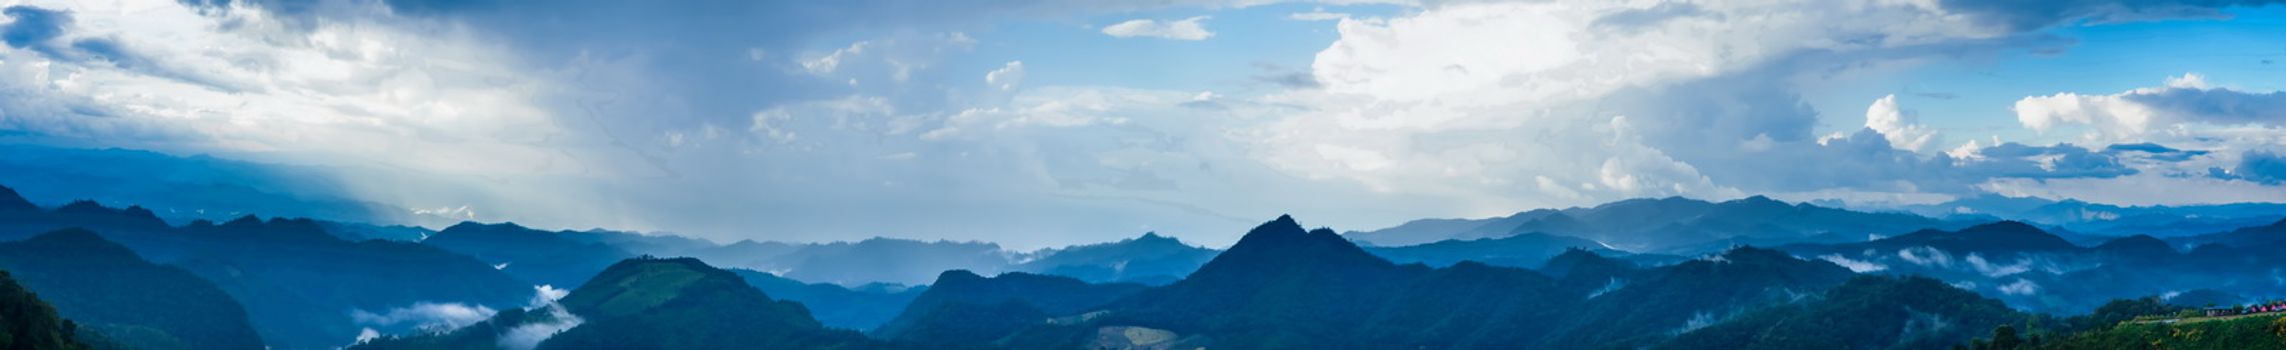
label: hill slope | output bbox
[355,257,890,350]
[951,215,1860,350]
[0,229,264,350]
[0,270,94,350]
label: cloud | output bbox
[2015,73,2286,141]
[1101,16,1214,40]
[1865,95,1937,152]
[498,285,582,350]
[1288,9,1348,21]
[2212,150,2286,184]
[1964,253,2033,277]
[2,6,68,49]
[985,60,1026,91]
[1818,254,1888,272]
[1935,0,2286,30]
[1997,278,2040,296]
[8,0,2282,249]
[351,302,498,331]
[1898,246,1954,267]
[1590,2,1715,31]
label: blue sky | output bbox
[0,0,2283,248]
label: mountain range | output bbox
[1346,195,1975,254]
[9,177,2286,348]
[1780,220,2286,314]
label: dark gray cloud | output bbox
[2123,85,2286,124]
[2211,150,2286,184]
[1591,2,1717,31]
[2105,142,2209,161]
[2,6,68,50]
[1938,0,2286,30]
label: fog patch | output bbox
[1997,278,2040,296]
[351,302,498,331]
[354,328,381,344]
[1819,254,1888,273]
[1587,277,1626,299]
[1898,246,1953,267]
[1965,254,2031,277]
[499,285,583,350]
[1671,311,1718,335]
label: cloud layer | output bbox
[0,0,2282,246]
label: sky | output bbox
[0,0,2284,248]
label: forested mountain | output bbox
[423,222,637,288]
[1010,232,1216,285]
[1364,232,1635,268]
[1665,276,2034,350]
[1893,193,2286,238]
[354,257,889,350]
[0,270,94,350]
[872,271,1146,346]
[872,215,1870,349]
[2172,217,2286,249]
[732,269,927,332]
[11,177,2286,350]
[0,230,263,350]
[1346,196,1970,254]
[0,185,530,349]
[1780,221,2286,314]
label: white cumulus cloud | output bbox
[1101,16,1214,40]
[985,61,1026,91]
[1866,95,1938,152]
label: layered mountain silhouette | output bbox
[1780,220,2286,314]
[731,269,926,332]
[0,144,423,227]
[0,185,529,349]
[0,230,263,350]
[15,176,2286,350]
[1010,232,1216,285]
[870,215,1877,349]
[354,257,887,350]
[1347,196,1968,254]
[1364,231,1637,268]
[1664,275,2031,349]
[2170,217,2286,249]
[872,271,1146,346]
[1897,193,2286,238]
[424,222,637,288]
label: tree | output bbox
[2271,316,2286,339]
[1991,325,2023,349]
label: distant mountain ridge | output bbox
[0,184,530,349]
[1780,220,2286,314]
[880,215,1873,349]
[423,222,637,288]
[353,257,890,350]
[1883,193,2286,238]
[1346,195,1972,254]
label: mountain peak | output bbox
[934,269,987,285]
[441,220,529,233]
[0,184,35,212]
[54,200,111,214]
[223,214,265,226]
[1964,220,2042,233]
[2094,234,2177,256]
[561,256,757,318]
[1187,215,1395,282]
[14,229,138,259]
[1137,231,1170,241]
